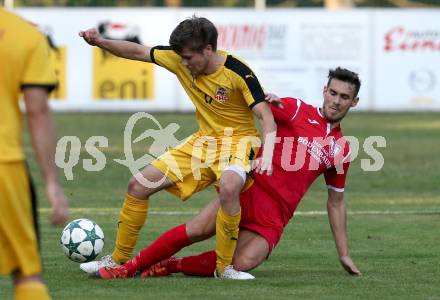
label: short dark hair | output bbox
[169,16,218,54]
[327,67,361,97]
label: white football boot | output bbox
[214,265,255,280]
[80,255,119,274]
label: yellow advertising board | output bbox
[93,48,154,100]
[49,47,66,100]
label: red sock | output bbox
[124,224,192,275]
[178,250,217,277]
[166,257,182,273]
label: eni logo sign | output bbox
[92,22,155,100]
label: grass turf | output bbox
[1,111,439,299]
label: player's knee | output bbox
[185,226,205,241]
[127,176,140,193]
[127,175,150,197]
[233,255,257,272]
[186,220,214,242]
[218,182,241,203]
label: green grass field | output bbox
[1,112,440,299]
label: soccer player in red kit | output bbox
[98,67,362,279]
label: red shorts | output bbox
[239,182,286,255]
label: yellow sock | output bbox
[215,207,241,274]
[15,281,51,300]
[112,193,149,263]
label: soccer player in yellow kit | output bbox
[79,16,276,279]
[0,8,69,300]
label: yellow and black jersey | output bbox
[150,46,265,138]
[0,8,57,162]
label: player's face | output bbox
[322,79,359,123]
[179,46,211,76]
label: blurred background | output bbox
[3,0,440,113]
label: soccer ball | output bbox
[60,218,105,263]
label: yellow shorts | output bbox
[151,132,259,200]
[0,162,42,276]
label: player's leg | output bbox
[13,275,51,300]
[234,181,283,271]
[0,162,51,300]
[80,164,175,274]
[98,198,220,279]
[215,137,256,276]
[129,197,218,271]
[214,137,258,277]
[95,133,223,277]
[142,229,269,278]
[82,134,207,274]
[141,251,217,278]
[141,199,267,280]
[143,175,283,279]
[185,196,219,241]
[215,169,245,275]
[140,184,277,279]
[232,229,269,271]
[112,164,175,263]
[216,173,283,278]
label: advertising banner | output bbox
[14,8,439,112]
[175,9,371,110]
[17,8,178,112]
[373,10,440,110]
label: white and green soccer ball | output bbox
[60,219,105,263]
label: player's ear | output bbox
[351,96,359,108]
[323,86,328,96]
[204,44,213,56]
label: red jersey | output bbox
[252,97,351,225]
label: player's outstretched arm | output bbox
[24,87,70,227]
[252,102,277,176]
[79,28,152,62]
[327,189,362,276]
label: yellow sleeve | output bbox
[21,31,57,90]
[237,73,266,109]
[225,55,265,108]
[150,46,180,74]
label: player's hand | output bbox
[46,183,69,227]
[252,157,273,176]
[340,255,362,276]
[79,28,102,46]
[265,92,283,108]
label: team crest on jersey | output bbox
[215,87,229,103]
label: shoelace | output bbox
[99,255,115,267]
